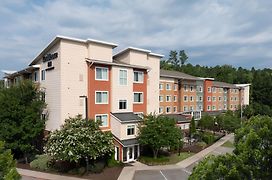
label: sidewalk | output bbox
[118,133,234,180]
[17,168,89,180]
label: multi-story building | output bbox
[3,36,163,162]
[2,35,250,162]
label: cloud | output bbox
[0,0,272,78]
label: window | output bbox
[231,97,233,101]
[208,87,211,92]
[173,95,177,102]
[234,97,237,101]
[166,83,171,90]
[159,95,163,102]
[224,104,227,110]
[95,114,108,127]
[173,106,177,112]
[190,96,194,102]
[212,96,216,101]
[166,107,171,113]
[174,84,178,91]
[96,67,108,80]
[230,104,233,108]
[127,125,135,135]
[212,106,216,110]
[198,86,203,92]
[96,91,108,104]
[207,105,211,110]
[159,107,164,113]
[134,71,143,83]
[166,95,171,102]
[234,89,237,93]
[34,71,38,81]
[119,69,127,85]
[190,106,194,111]
[184,106,188,111]
[190,86,194,92]
[224,88,228,93]
[184,85,188,91]
[184,95,188,102]
[134,92,143,103]
[207,96,211,101]
[159,83,163,90]
[212,87,216,93]
[219,96,222,101]
[47,61,52,67]
[198,105,203,111]
[41,70,45,81]
[119,100,127,109]
[199,96,203,102]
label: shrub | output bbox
[44,115,114,163]
[90,161,105,173]
[30,154,52,171]
[107,155,122,168]
[139,156,170,165]
[196,142,207,149]
[0,141,20,180]
[68,167,86,175]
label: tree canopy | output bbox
[190,115,272,179]
[44,115,114,163]
[138,114,183,158]
[0,80,46,159]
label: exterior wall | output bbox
[228,88,240,110]
[111,66,133,113]
[88,64,111,131]
[110,115,139,140]
[203,80,213,111]
[60,40,88,123]
[159,77,178,114]
[133,69,147,114]
[87,42,113,62]
[180,80,197,112]
[39,43,62,131]
[211,87,224,111]
[196,80,204,111]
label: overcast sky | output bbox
[1,0,272,77]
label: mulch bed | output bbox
[17,163,123,180]
[181,144,206,153]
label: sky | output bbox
[1,0,272,78]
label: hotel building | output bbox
[2,35,250,162]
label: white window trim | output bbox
[183,106,188,112]
[127,124,136,136]
[159,95,164,102]
[190,86,194,92]
[207,96,211,102]
[119,99,127,110]
[133,92,144,104]
[184,85,188,92]
[173,106,177,112]
[159,83,164,90]
[166,83,171,90]
[184,95,188,102]
[166,95,171,102]
[174,95,177,102]
[95,114,108,127]
[95,67,109,81]
[190,96,194,102]
[133,71,144,83]
[166,106,171,114]
[159,106,164,114]
[174,84,178,91]
[119,69,128,86]
[95,91,109,104]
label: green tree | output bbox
[189,154,251,180]
[138,114,182,158]
[0,80,46,161]
[234,115,272,179]
[179,50,188,66]
[168,50,178,66]
[198,114,214,131]
[0,141,20,180]
[221,111,241,132]
[44,115,114,163]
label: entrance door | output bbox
[127,146,134,162]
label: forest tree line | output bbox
[161,50,272,117]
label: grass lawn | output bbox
[222,140,234,148]
[139,152,195,166]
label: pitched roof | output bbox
[213,81,238,88]
[161,114,191,123]
[160,69,202,81]
[111,112,142,123]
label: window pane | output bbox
[96,68,102,79]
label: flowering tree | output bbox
[44,115,114,163]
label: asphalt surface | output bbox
[133,144,234,180]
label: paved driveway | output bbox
[134,169,190,180]
[133,137,234,180]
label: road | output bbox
[133,136,234,180]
